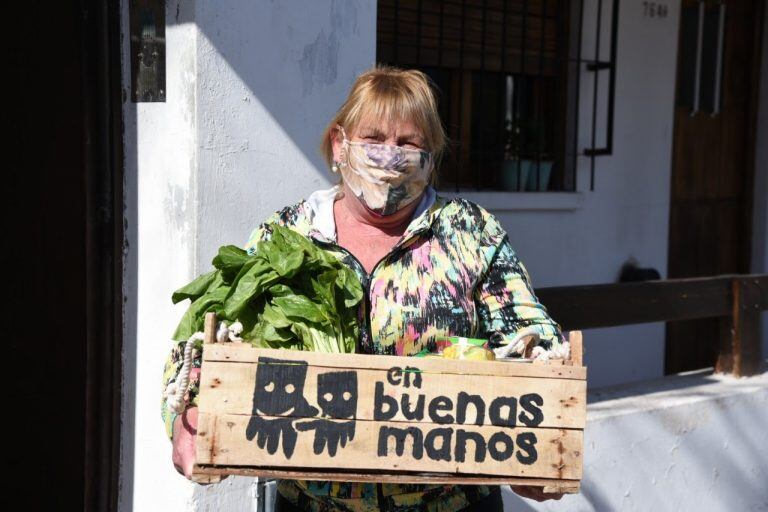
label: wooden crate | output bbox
[193,313,586,493]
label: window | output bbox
[377,0,580,192]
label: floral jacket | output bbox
[160,186,564,512]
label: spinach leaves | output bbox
[171,225,363,353]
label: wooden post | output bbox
[569,331,583,367]
[204,312,217,345]
[717,278,763,376]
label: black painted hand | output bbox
[245,415,300,458]
[296,419,356,456]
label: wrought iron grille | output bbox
[376,0,619,193]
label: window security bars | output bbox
[376,0,619,193]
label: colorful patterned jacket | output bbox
[160,185,564,511]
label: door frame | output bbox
[81,0,125,510]
[740,0,767,274]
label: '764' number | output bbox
[644,2,669,18]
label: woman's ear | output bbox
[331,125,342,164]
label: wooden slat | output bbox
[202,346,587,380]
[195,412,582,480]
[190,474,221,485]
[198,361,587,429]
[744,275,768,310]
[191,465,580,493]
[195,411,216,468]
[537,275,736,330]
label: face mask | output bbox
[336,126,434,216]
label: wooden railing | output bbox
[536,274,768,377]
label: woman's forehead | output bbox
[352,114,424,137]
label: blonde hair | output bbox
[320,65,447,176]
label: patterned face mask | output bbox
[337,126,434,216]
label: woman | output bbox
[164,66,565,511]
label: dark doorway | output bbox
[666,0,765,374]
[6,1,123,510]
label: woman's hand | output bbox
[172,404,229,485]
[172,405,199,479]
[171,368,228,484]
[172,368,228,485]
[510,485,564,502]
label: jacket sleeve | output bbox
[473,219,564,354]
[160,339,202,441]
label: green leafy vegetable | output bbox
[171,224,363,353]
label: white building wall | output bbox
[120,1,201,510]
[193,0,377,266]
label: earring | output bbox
[331,161,340,173]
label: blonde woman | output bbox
[164,66,565,511]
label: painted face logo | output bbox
[296,371,358,456]
[246,358,358,458]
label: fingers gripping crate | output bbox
[193,313,586,494]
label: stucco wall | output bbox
[120,1,200,510]
[193,0,376,268]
